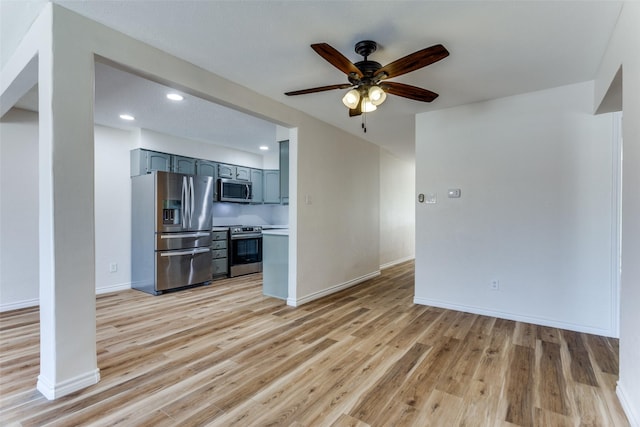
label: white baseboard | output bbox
[413,297,616,337]
[37,368,100,400]
[380,256,415,270]
[1,283,131,313]
[96,282,131,295]
[617,382,640,427]
[288,270,381,307]
[0,298,39,312]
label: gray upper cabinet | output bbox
[219,163,250,181]
[263,170,280,204]
[279,140,289,204]
[132,150,281,205]
[235,166,250,181]
[196,160,217,178]
[217,163,235,179]
[250,169,263,204]
[172,155,196,175]
[130,148,171,176]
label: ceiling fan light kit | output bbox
[342,89,360,109]
[285,40,449,132]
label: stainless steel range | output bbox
[229,226,263,277]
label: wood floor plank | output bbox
[584,333,618,375]
[562,330,599,386]
[435,330,487,397]
[538,340,570,416]
[348,342,429,424]
[396,337,462,408]
[0,261,629,427]
[505,344,535,426]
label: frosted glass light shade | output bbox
[342,89,360,109]
[368,86,387,106]
[361,97,377,112]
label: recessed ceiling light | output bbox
[119,114,135,121]
[166,93,184,101]
[259,146,269,151]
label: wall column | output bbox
[36,5,99,399]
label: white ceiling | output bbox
[2,1,624,161]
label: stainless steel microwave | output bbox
[217,178,252,203]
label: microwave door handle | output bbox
[246,183,251,200]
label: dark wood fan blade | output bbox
[383,82,439,102]
[376,44,449,79]
[311,43,364,78]
[285,83,353,96]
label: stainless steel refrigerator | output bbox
[132,171,213,295]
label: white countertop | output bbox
[262,229,289,236]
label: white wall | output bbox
[379,149,415,268]
[595,3,640,425]
[293,119,381,305]
[0,108,39,310]
[415,81,617,337]
[94,125,135,294]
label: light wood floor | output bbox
[0,261,629,426]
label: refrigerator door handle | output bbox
[182,175,195,229]
[181,176,188,228]
[160,232,211,239]
[160,247,211,257]
[189,176,195,226]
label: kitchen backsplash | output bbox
[212,203,288,227]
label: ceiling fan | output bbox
[285,40,449,123]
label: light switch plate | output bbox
[448,189,461,198]
[426,193,437,204]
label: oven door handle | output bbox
[230,233,263,240]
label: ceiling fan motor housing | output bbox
[354,40,377,57]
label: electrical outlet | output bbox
[490,280,499,291]
[109,263,118,273]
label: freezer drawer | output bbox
[156,247,211,292]
[157,231,212,251]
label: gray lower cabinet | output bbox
[211,229,228,279]
[251,169,263,203]
[172,155,196,175]
[263,170,280,204]
[130,149,171,176]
